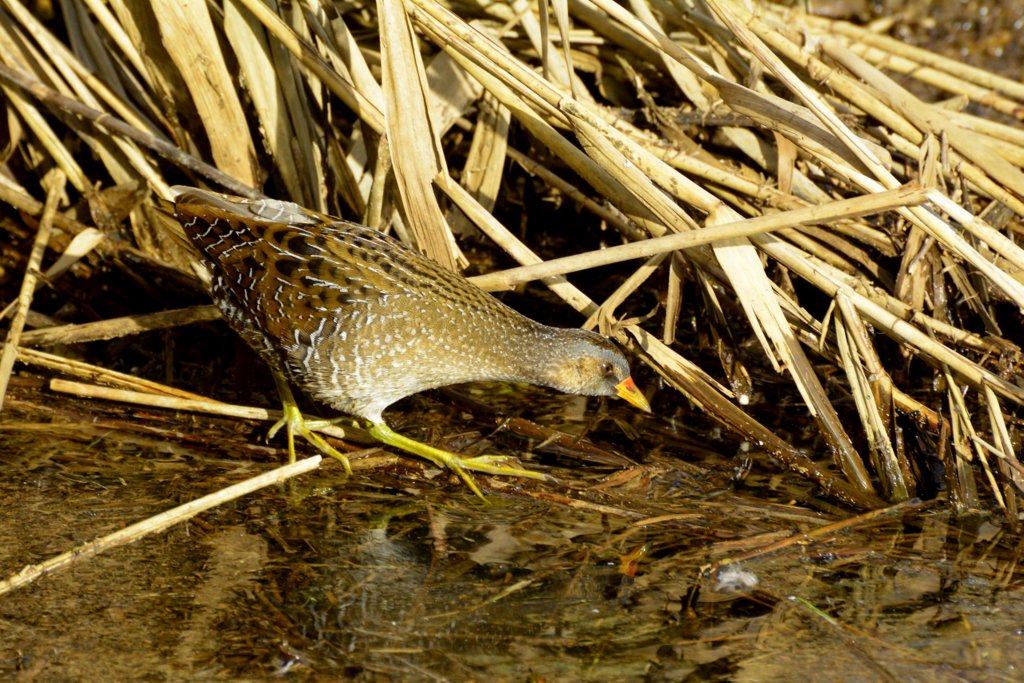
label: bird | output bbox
[171,186,650,496]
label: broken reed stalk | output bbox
[0,456,322,596]
[18,305,222,347]
[48,377,348,445]
[470,186,928,290]
[0,172,65,411]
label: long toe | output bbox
[302,416,352,431]
[296,425,353,474]
[455,455,553,481]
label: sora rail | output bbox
[173,187,649,495]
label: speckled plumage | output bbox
[173,188,641,424]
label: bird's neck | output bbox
[496,322,568,387]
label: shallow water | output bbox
[1,381,1021,682]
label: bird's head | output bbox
[539,329,650,412]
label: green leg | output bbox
[266,370,352,474]
[367,421,550,499]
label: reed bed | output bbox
[0,0,1022,517]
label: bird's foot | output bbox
[268,401,352,474]
[268,370,351,473]
[367,422,551,499]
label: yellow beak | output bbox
[614,376,651,413]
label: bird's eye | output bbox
[600,361,614,377]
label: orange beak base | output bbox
[614,376,651,413]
